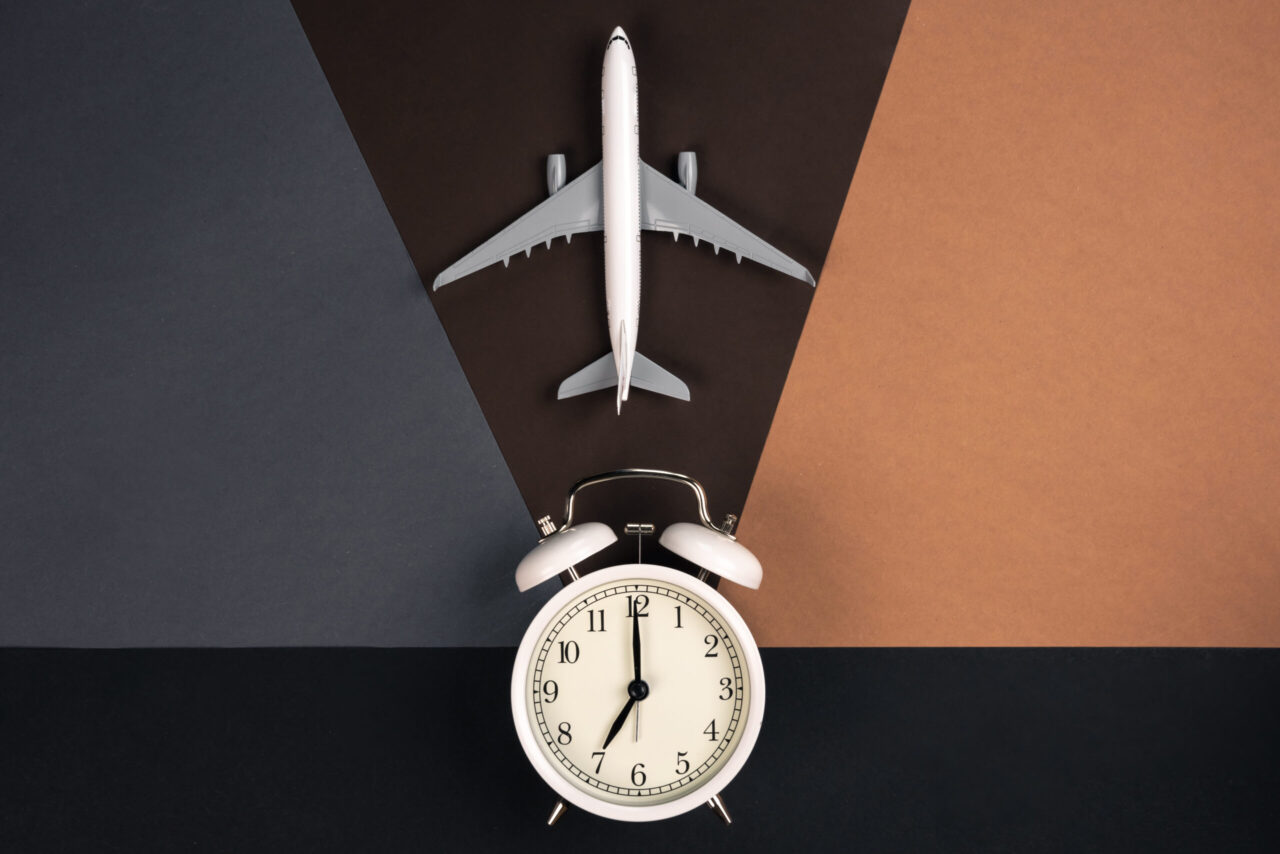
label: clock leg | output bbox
[706,794,732,825]
[546,799,569,827]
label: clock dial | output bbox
[524,578,751,806]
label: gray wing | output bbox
[433,162,603,290]
[639,161,815,286]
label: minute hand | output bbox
[632,606,641,681]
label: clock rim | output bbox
[510,563,766,822]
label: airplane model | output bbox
[433,27,815,413]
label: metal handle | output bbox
[559,469,736,535]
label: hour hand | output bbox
[602,697,636,750]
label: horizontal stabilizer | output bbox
[557,353,617,399]
[556,352,690,402]
[630,352,690,401]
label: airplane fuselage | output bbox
[602,28,640,409]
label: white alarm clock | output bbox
[511,470,765,824]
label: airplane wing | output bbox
[639,161,815,286]
[433,162,604,290]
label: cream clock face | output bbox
[511,564,765,822]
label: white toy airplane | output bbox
[433,27,815,413]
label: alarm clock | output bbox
[510,469,765,824]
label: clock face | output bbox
[515,568,759,814]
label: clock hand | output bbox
[632,602,642,681]
[602,697,636,750]
[630,604,645,742]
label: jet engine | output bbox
[546,153,566,196]
[677,151,697,194]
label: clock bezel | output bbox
[510,563,766,822]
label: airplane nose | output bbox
[607,26,630,49]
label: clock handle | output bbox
[558,468,737,537]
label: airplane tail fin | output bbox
[617,323,629,414]
[556,351,690,409]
